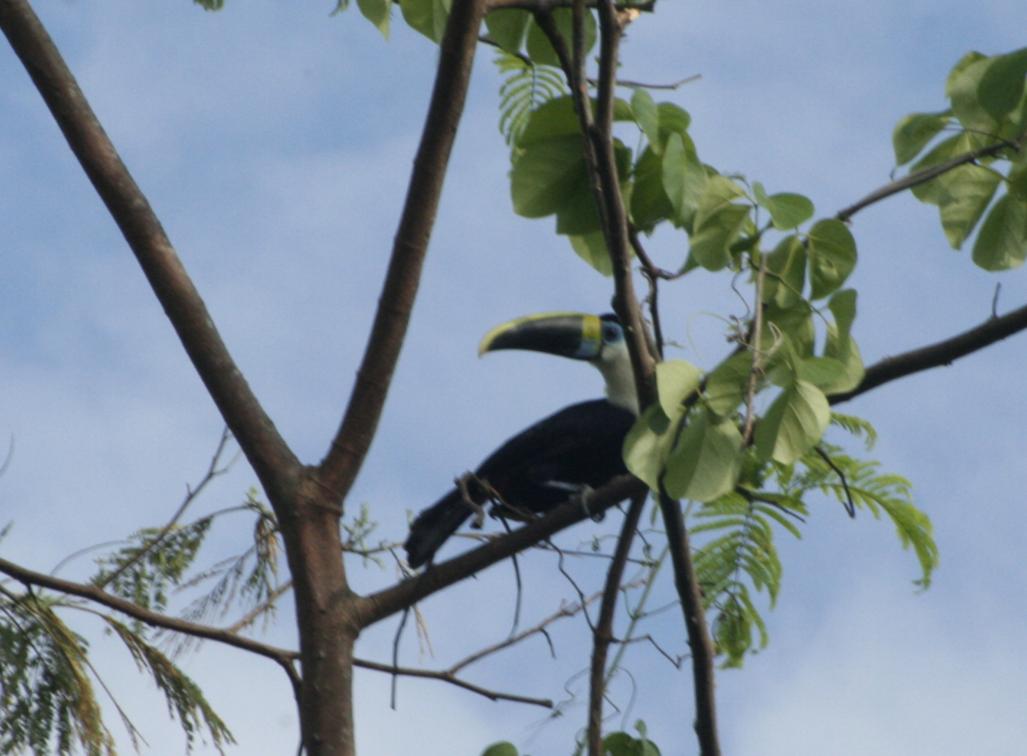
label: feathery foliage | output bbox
[495,51,568,147]
[104,618,234,752]
[0,591,113,756]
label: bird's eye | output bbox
[603,323,621,343]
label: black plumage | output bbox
[403,399,635,569]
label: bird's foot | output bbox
[572,485,603,522]
[456,472,488,528]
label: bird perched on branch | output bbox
[403,311,639,569]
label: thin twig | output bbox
[97,428,234,591]
[446,579,646,675]
[814,447,856,518]
[354,656,553,708]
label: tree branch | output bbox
[354,656,553,708]
[830,301,1027,405]
[0,555,299,683]
[0,0,300,501]
[587,493,646,756]
[318,0,490,501]
[356,475,643,628]
[835,132,1024,223]
[658,492,720,755]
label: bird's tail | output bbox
[404,488,475,569]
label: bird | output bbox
[403,311,639,569]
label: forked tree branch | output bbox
[318,0,490,502]
[0,0,300,502]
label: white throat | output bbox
[596,342,639,415]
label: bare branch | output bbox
[836,132,1024,223]
[831,301,1027,405]
[657,492,721,755]
[0,0,300,499]
[318,0,491,502]
[354,656,553,708]
[0,555,299,681]
[446,579,646,675]
[587,493,646,756]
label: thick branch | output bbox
[831,301,1027,405]
[0,0,300,500]
[356,475,643,627]
[587,493,646,756]
[318,0,489,500]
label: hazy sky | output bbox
[1,1,1025,754]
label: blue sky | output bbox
[1,1,1025,754]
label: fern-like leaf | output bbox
[495,50,568,146]
[104,618,234,753]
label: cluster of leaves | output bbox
[894,46,1027,269]
[481,6,947,668]
[692,423,935,666]
[0,592,112,755]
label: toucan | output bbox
[403,312,639,569]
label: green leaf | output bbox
[623,404,680,492]
[510,135,585,217]
[356,0,390,37]
[399,0,450,42]
[946,51,997,131]
[525,8,596,67]
[630,146,674,231]
[972,193,1027,271]
[665,409,744,502]
[655,359,703,416]
[485,9,530,53]
[978,47,1027,122]
[690,204,749,270]
[910,132,1001,248]
[631,88,661,152]
[569,231,613,276]
[892,112,950,165]
[755,380,830,464]
[481,743,519,756]
[806,219,856,299]
[661,131,706,228]
[753,183,815,230]
[705,350,752,416]
[795,356,848,388]
[763,234,806,307]
[657,102,691,141]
